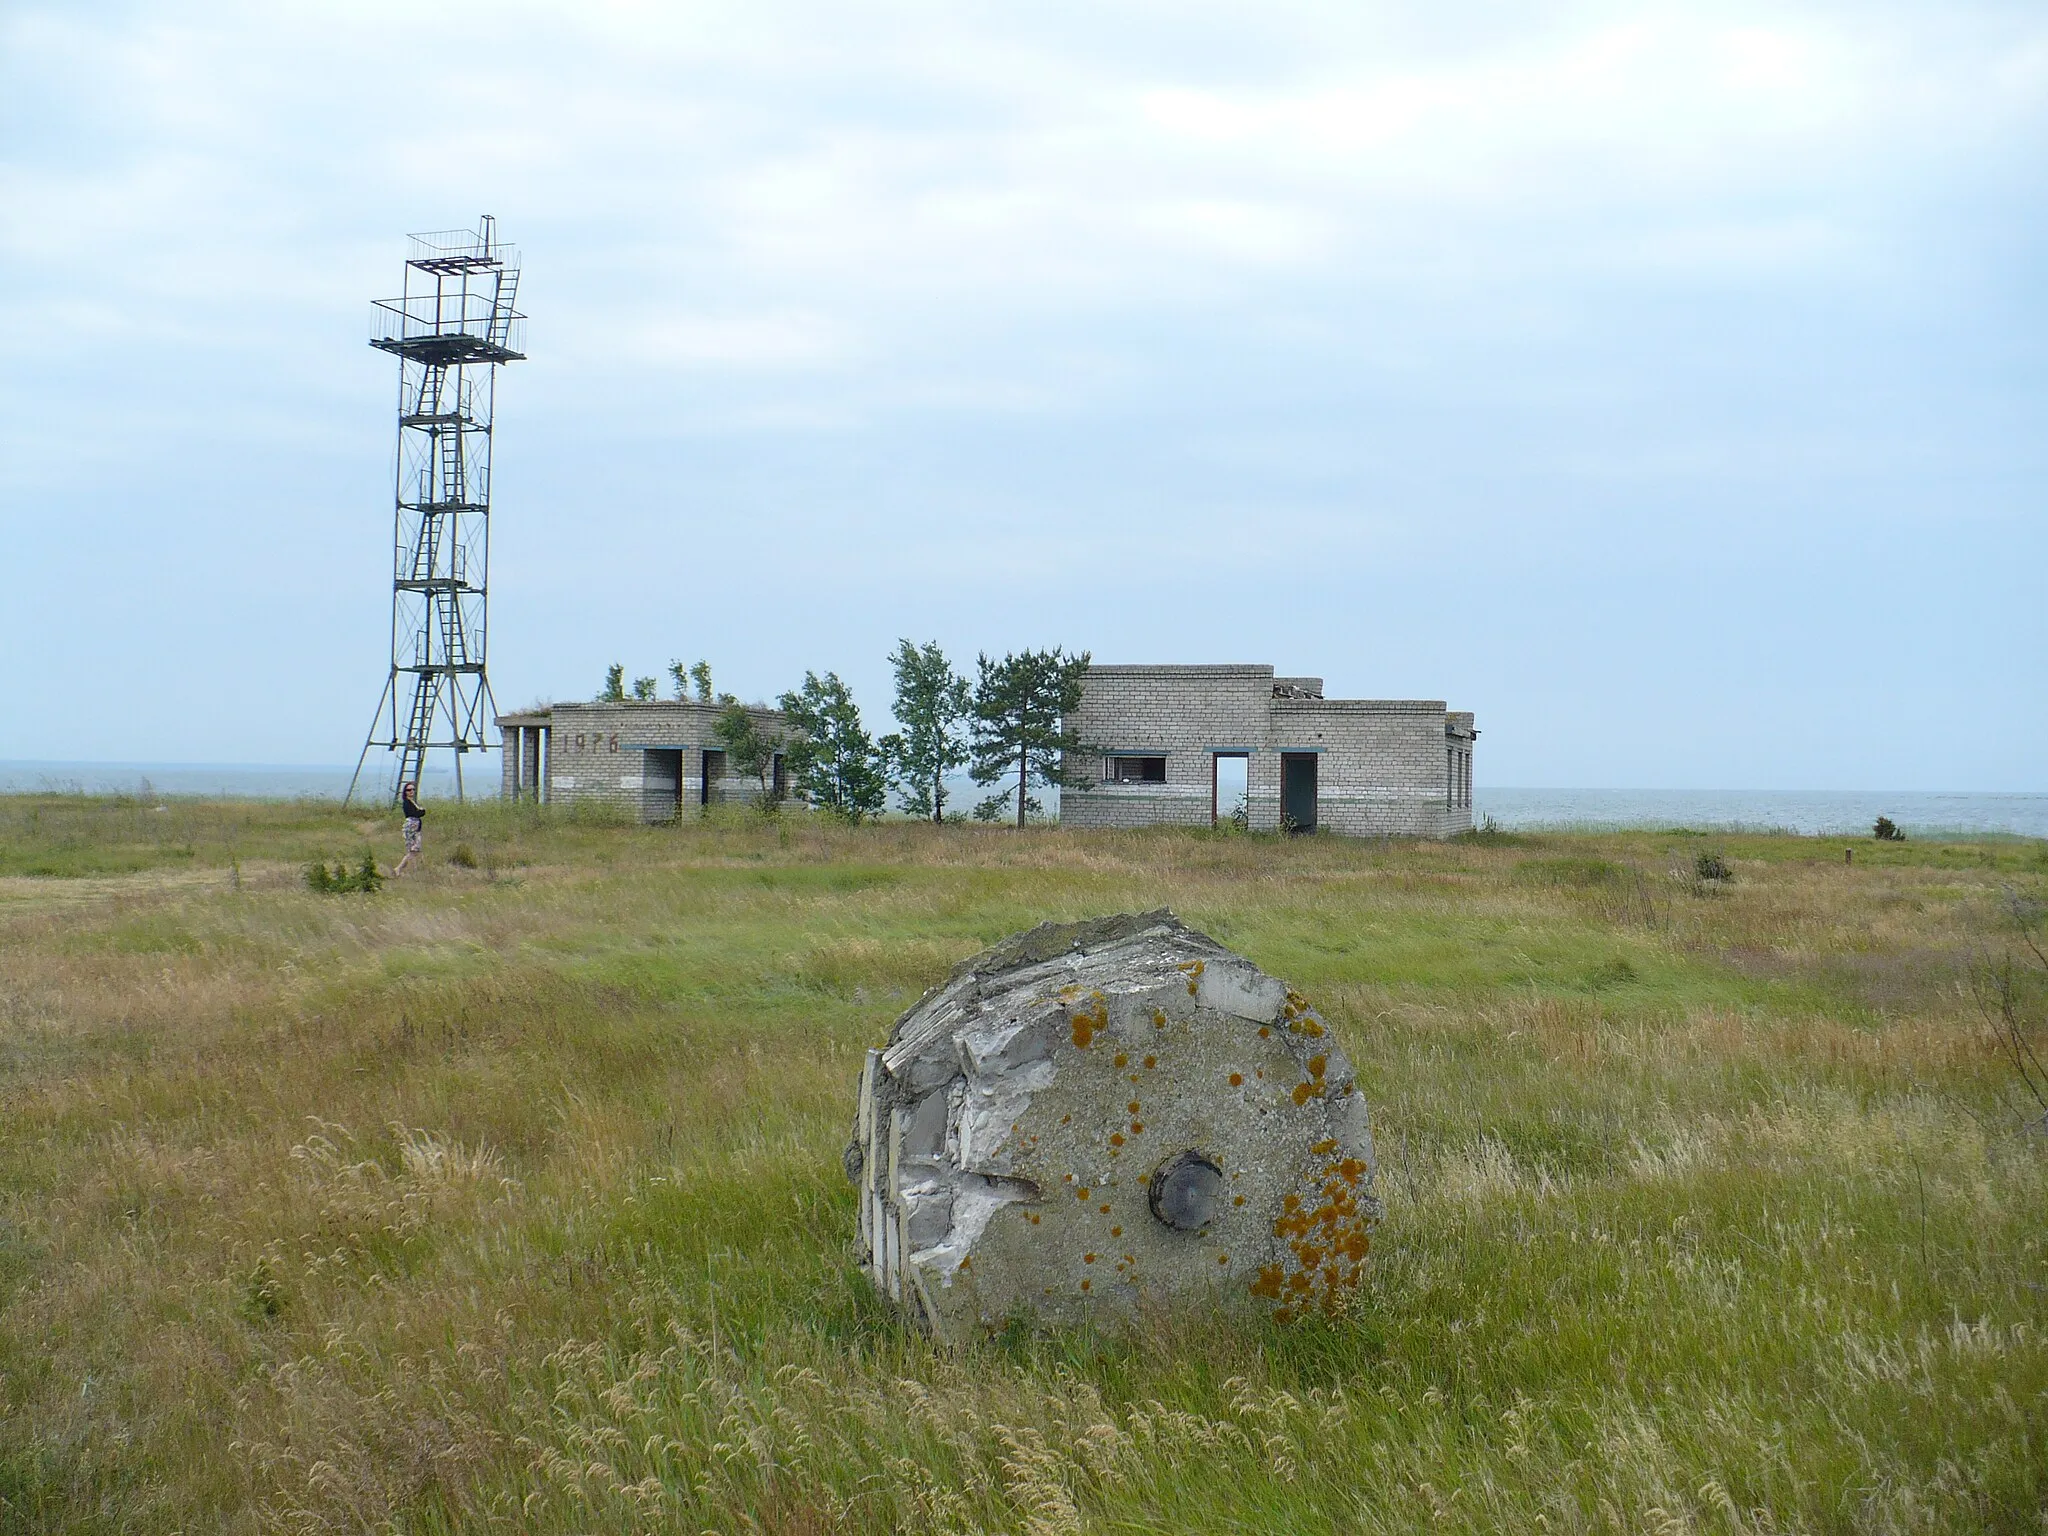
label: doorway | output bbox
[1280,752,1317,833]
[645,749,684,819]
[700,748,726,807]
[1212,753,1249,828]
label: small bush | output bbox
[1694,851,1732,882]
[1587,956,1639,989]
[304,851,383,894]
[449,842,478,869]
[1874,816,1905,842]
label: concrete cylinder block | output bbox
[845,910,1380,1344]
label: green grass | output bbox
[0,797,2044,1532]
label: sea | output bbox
[1,762,2042,840]
[0,761,460,802]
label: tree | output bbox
[597,663,627,702]
[713,703,783,807]
[690,660,714,702]
[879,639,971,823]
[968,648,1094,827]
[631,675,658,701]
[667,659,691,700]
[779,671,888,823]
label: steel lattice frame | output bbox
[347,217,526,805]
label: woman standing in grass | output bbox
[394,781,425,876]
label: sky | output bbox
[1,0,2043,790]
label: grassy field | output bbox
[1,793,2044,1534]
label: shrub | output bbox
[1874,816,1905,842]
[304,851,383,894]
[449,842,478,869]
[1588,956,1639,989]
[1694,851,1732,882]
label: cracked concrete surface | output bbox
[847,910,1380,1344]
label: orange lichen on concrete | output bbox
[1070,994,1109,1049]
[1279,990,1327,1037]
[1291,1053,1331,1106]
[1255,1149,1374,1320]
[1229,1072,1244,1086]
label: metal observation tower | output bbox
[347,217,526,805]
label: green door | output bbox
[1280,753,1317,833]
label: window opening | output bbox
[1106,756,1167,783]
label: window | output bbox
[1105,755,1167,783]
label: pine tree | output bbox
[879,639,971,823]
[968,648,1094,827]
[779,672,888,823]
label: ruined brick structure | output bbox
[496,700,793,821]
[1063,664,1475,838]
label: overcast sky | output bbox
[2,0,2042,788]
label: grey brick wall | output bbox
[1062,665,1274,830]
[1063,664,1476,839]
[498,700,795,822]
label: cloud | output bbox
[0,0,2042,785]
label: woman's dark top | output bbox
[401,793,424,819]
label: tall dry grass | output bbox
[0,798,2043,1531]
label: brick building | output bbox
[497,700,793,821]
[1062,664,1476,838]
